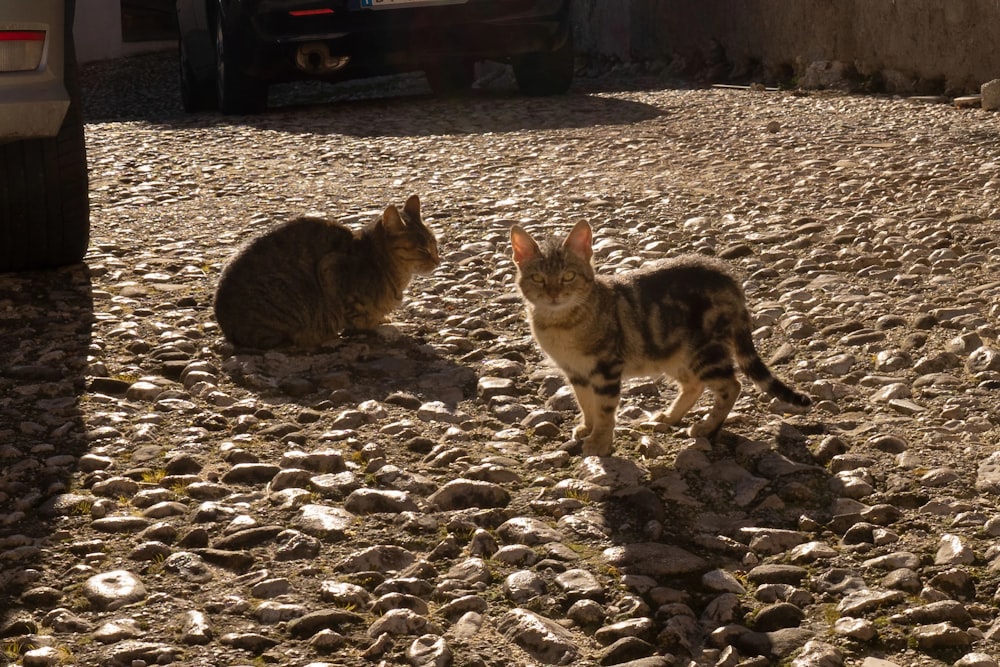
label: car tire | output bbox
[179,39,216,112]
[0,12,90,272]
[513,31,575,96]
[215,8,267,114]
[425,59,475,95]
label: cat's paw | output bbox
[651,410,682,426]
[374,324,402,342]
[572,423,592,440]
[688,419,722,440]
[581,435,614,457]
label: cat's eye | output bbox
[562,271,576,282]
[530,273,545,284]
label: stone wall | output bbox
[571,0,1000,94]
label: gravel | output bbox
[1,50,1000,667]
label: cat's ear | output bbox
[564,220,594,262]
[403,195,421,222]
[381,205,407,234]
[510,225,540,266]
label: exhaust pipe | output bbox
[296,42,350,74]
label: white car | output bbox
[0,0,89,272]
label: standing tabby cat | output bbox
[214,194,439,349]
[510,220,811,456]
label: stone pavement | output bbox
[1,52,999,667]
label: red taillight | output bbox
[289,8,335,16]
[0,30,46,73]
[0,31,46,42]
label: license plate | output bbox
[356,0,467,9]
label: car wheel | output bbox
[425,59,475,95]
[0,12,89,272]
[215,9,267,114]
[513,31,575,96]
[179,39,216,112]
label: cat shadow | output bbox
[219,326,477,409]
[583,416,835,595]
[600,417,835,544]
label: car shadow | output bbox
[0,264,95,625]
[81,52,671,136]
[231,86,669,138]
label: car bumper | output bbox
[0,88,69,141]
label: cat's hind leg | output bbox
[653,376,704,426]
[689,375,741,440]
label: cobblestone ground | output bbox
[2,52,1000,667]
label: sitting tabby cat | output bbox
[214,194,439,349]
[510,220,811,456]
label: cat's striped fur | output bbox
[510,220,811,456]
[214,195,438,349]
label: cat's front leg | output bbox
[581,431,614,457]
[571,379,618,457]
[573,422,615,456]
[569,380,595,440]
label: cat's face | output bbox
[510,220,595,312]
[382,195,440,275]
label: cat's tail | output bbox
[733,328,812,408]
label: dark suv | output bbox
[177,0,575,114]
